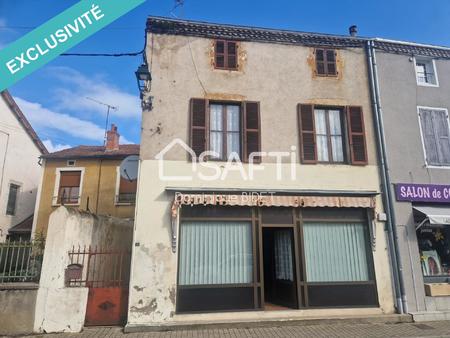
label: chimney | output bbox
[349,25,358,37]
[105,124,120,151]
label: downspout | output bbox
[366,40,408,314]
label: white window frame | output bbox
[114,166,135,206]
[417,106,450,169]
[5,180,22,216]
[52,167,85,206]
[414,57,439,87]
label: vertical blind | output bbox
[419,108,450,166]
[303,222,370,282]
[274,230,294,281]
[179,221,253,285]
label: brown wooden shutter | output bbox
[190,98,208,160]
[119,177,137,194]
[215,40,225,68]
[60,171,81,187]
[346,106,368,165]
[298,104,317,163]
[315,49,325,75]
[227,41,238,69]
[243,102,261,163]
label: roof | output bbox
[42,144,140,160]
[147,16,366,48]
[0,91,48,154]
[8,215,33,234]
[147,17,450,59]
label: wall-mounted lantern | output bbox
[135,64,153,110]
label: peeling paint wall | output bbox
[34,207,133,333]
[127,33,396,328]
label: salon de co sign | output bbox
[395,183,450,203]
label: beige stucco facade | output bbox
[33,158,135,237]
[127,26,396,328]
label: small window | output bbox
[67,160,76,167]
[419,107,450,166]
[117,176,137,204]
[6,184,20,215]
[214,40,238,70]
[315,48,337,76]
[415,58,438,86]
[58,171,81,204]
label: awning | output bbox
[173,193,375,209]
[414,206,450,226]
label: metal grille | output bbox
[67,245,131,288]
[0,239,44,283]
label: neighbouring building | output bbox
[372,39,450,320]
[32,124,139,237]
[0,90,48,241]
[127,17,396,330]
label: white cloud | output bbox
[14,97,106,142]
[42,139,71,153]
[49,66,141,119]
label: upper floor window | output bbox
[214,40,238,70]
[418,107,450,167]
[190,99,261,162]
[57,170,81,204]
[415,58,438,86]
[6,183,20,216]
[315,48,337,77]
[116,172,137,204]
[298,104,367,165]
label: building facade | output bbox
[127,17,396,329]
[32,125,139,237]
[0,91,47,241]
[373,40,450,319]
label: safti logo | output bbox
[155,138,298,181]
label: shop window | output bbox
[415,58,438,86]
[418,107,450,167]
[303,222,371,282]
[178,221,253,285]
[57,171,81,204]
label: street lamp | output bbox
[135,63,153,110]
[135,63,152,96]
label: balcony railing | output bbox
[115,193,136,204]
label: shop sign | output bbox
[395,183,450,203]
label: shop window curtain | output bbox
[179,221,253,285]
[303,222,370,282]
[274,230,294,281]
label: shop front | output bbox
[396,183,450,299]
[173,192,379,313]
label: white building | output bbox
[0,91,47,241]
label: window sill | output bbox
[115,202,136,206]
[52,203,80,207]
[417,82,439,88]
[425,165,450,170]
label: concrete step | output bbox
[412,311,450,322]
[125,313,413,333]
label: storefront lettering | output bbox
[396,183,450,203]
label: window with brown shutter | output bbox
[315,48,337,77]
[58,171,81,204]
[214,40,238,70]
[117,177,137,204]
[243,102,261,163]
[346,106,368,165]
[190,98,208,160]
[298,104,317,163]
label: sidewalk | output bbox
[28,321,450,338]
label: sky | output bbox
[0,0,449,152]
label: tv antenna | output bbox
[86,97,118,145]
[170,0,184,18]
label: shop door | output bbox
[262,227,298,310]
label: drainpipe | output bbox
[366,40,408,314]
